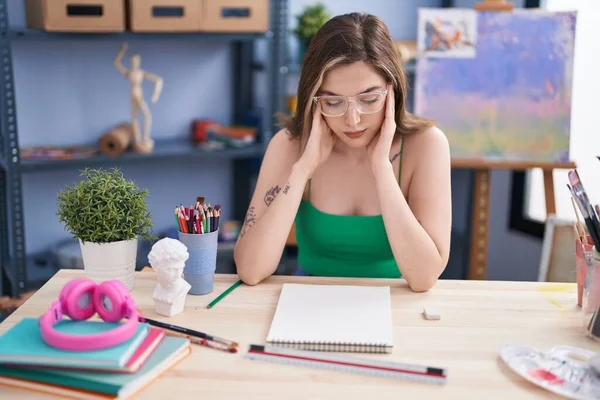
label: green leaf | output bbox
[56,168,155,244]
[291,2,331,43]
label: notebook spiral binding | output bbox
[269,340,393,354]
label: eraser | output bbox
[423,307,441,320]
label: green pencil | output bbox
[174,209,180,231]
[207,279,243,309]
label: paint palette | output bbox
[499,344,600,399]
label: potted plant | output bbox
[292,2,330,62]
[57,168,154,290]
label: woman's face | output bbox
[316,61,388,150]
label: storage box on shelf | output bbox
[24,0,126,32]
[128,0,202,32]
[202,0,269,33]
[128,0,269,33]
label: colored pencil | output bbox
[174,207,181,231]
[206,209,211,234]
[214,204,221,232]
[179,210,188,233]
[175,197,222,234]
[207,279,243,309]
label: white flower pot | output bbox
[79,238,138,291]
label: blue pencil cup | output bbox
[177,229,219,295]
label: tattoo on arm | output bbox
[240,206,256,237]
[390,151,401,163]
[264,185,281,206]
[283,181,291,195]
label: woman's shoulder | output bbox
[404,125,448,147]
[400,125,450,183]
[403,125,450,158]
[262,128,302,165]
[267,129,300,157]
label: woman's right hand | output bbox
[297,107,336,176]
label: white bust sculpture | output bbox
[147,237,191,317]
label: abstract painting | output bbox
[414,9,577,163]
[417,8,478,58]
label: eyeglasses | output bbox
[313,89,387,117]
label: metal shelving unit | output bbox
[17,140,267,172]
[0,0,289,297]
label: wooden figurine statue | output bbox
[113,42,163,154]
[147,238,191,317]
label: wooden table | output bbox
[0,270,598,399]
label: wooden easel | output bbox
[455,160,576,280]
[475,0,513,11]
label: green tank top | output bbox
[294,137,405,278]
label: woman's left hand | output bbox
[367,83,396,173]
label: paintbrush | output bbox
[165,331,237,353]
[567,173,600,249]
[569,192,588,244]
[140,317,239,349]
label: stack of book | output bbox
[0,317,191,399]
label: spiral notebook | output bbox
[266,283,393,353]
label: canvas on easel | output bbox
[414,2,577,281]
[415,7,576,164]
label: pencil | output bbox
[175,207,181,231]
[207,279,243,309]
[206,208,211,232]
[178,210,188,233]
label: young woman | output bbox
[233,12,452,292]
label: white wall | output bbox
[527,0,600,222]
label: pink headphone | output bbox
[39,278,140,351]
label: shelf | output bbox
[5,29,268,42]
[0,254,49,295]
[252,61,299,73]
[25,253,59,292]
[1,260,16,293]
[0,0,288,297]
[12,138,266,172]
